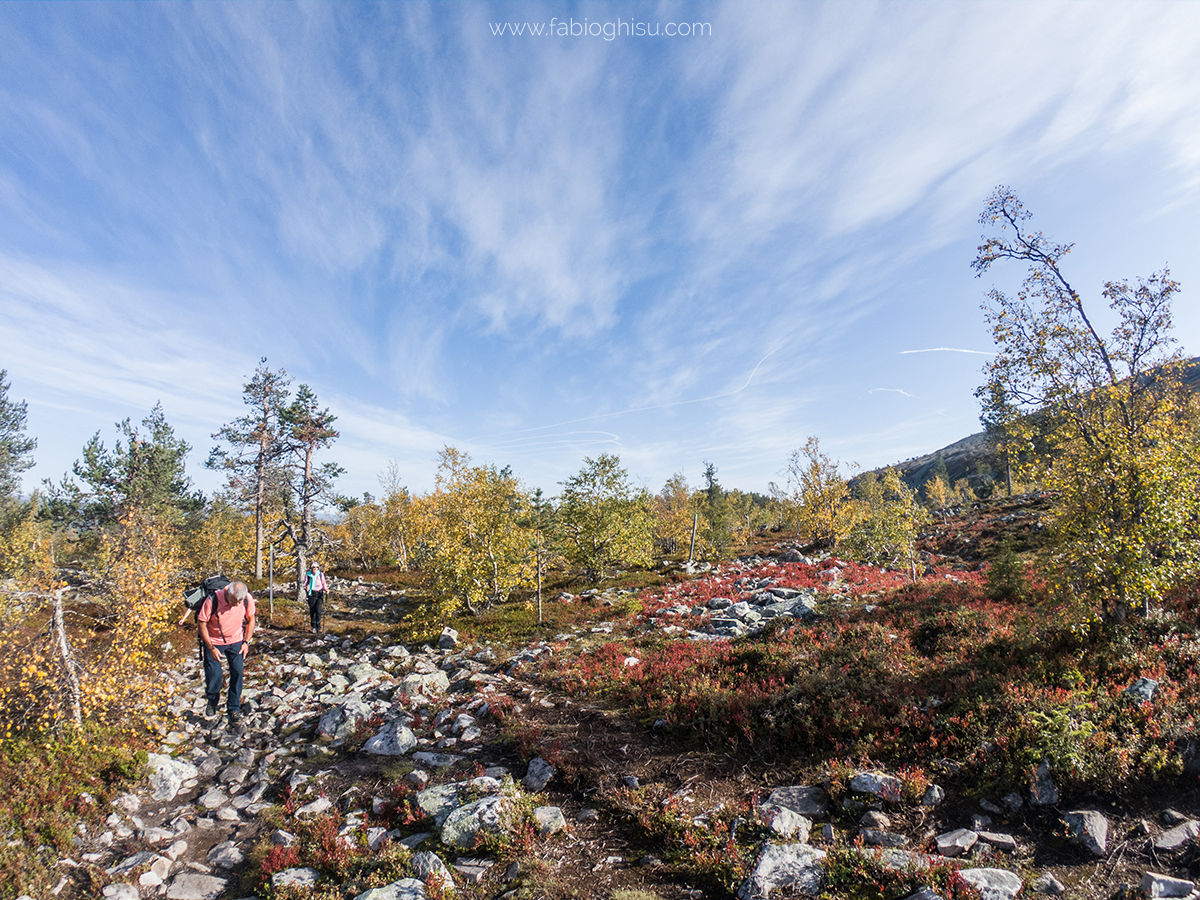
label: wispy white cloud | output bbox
[900,348,994,356]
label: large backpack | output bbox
[183,574,231,618]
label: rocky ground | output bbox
[33,499,1200,900]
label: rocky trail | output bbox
[36,517,1200,900]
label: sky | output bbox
[2,1,1199,503]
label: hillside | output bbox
[883,356,1200,495]
[25,498,1200,900]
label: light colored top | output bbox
[307,569,327,592]
[197,588,256,645]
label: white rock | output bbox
[737,842,826,898]
[363,720,417,756]
[959,868,1023,900]
[1141,872,1195,898]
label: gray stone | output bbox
[1001,793,1024,813]
[958,868,1023,900]
[763,785,829,818]
[1154,819,1200,851]
[737,842,827,898]
[1123,678,1158,703]
[936,829,978,858]
[977,832,1017,853]
[534,806,567,835]
[1031,873,1065,895]
[1141,872,1195,898]
[850,771,901,800]
[107,850,157,875]
[348,661,387,683]
[217,764,248,786]
[364,721,417,756]
[399,671,450,697]
[296,796,334,817]
[353,879,427,900]
[1064,809,1109,857]
[441,795,506,849]
[861,810,891,829]
[198,787,229,809]
[166,873,229,900]
[271,829,296,846]
[411,750,462,768]
[901,889,945,900]
[761,805,812,841]
[416,784,463,826]
[103,886,140,900]
[922,785,945,807]
[453,858,495,884]
[206,840,244,869]
[522,757,555,791]
[879,850,933,871]
[1028,761,1058,806]
[438,627,459,650]
[273,867,321,888]
[147,754,199,802]
[317,695,372,739]
[862,828,909,847]
[412,851,454,890]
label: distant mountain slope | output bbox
[880,356,1200,495]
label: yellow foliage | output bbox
[783,437,856,548]
[184,496,255,576]
[0,506,180,738]
[652,474,711,559]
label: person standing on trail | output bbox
[197,581,256,732]
[306,562,327,633]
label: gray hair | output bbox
[227,582,249,602]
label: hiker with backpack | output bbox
[306,562,327,633]
[197,581,256,731]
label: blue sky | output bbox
[2,1,1199,502]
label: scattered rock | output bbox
[1064,810,1109,857]
[958,868,1023,900]
[522,757,555,792]
[737,842,827,899]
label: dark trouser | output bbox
[203,641,244,714]
[307,590,325,629]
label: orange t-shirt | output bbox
[197,588,255,645]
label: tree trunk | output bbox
[52,589,82,729]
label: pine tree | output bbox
[207,359,291,577]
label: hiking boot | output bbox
[204,700,218,719]
[228,711,244,734]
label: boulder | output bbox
[353,879,427,900]
[441,795,507,849]
[936,828,977,857]
[147,754,199,802]
[760,805,812,841]
[272,867,320,889]
[958,868,1023,900]
[317,695,372,739]
[534,806,567,835]
[522,757,555,791]
[1140,872,1195,898]
[165,874,228,900]
[1064,810,1108,857]
[363,721,417,756]
[763,785,829,818]
[412,851,454,891]
[850,771,901,800]
[737,843,826,898]
[1154,820,1200,852]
